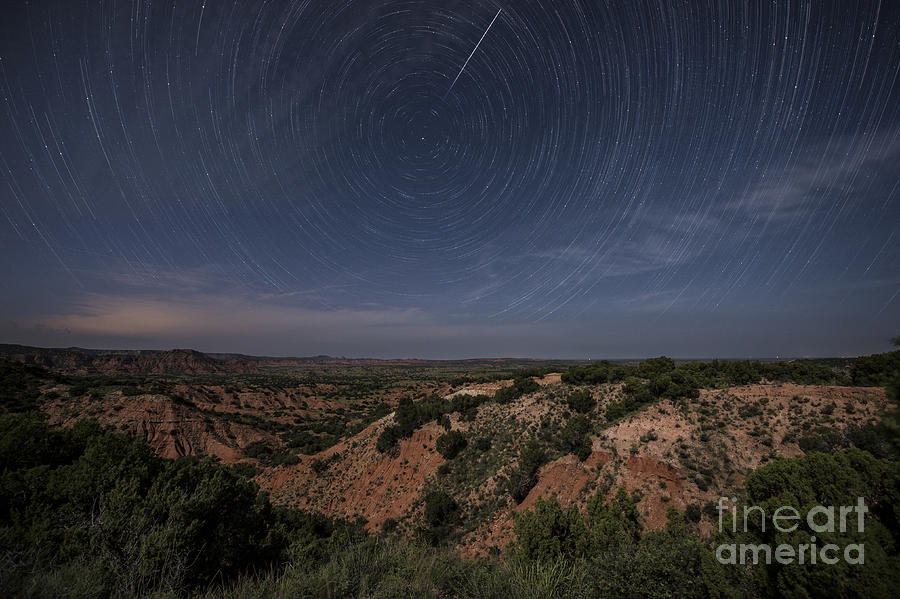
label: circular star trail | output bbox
[0,0,898,353]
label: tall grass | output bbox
[195,539,594,599]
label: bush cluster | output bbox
[0,359,67,413]
[557,415,592,461]
[377,393,493,453]
[494,377,540,404]
[504,439,548,503]
[851,350,900,386]
[565,389,595,413]
[0,411,363,596]
[243,439,299,466]
[513,487,642,561]
[377,395,449,452]
[436,430,468,459]
[563,354,855,392]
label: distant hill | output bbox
[0,344,256,375]
[0,343,559,375]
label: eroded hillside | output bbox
[256,375,888,554]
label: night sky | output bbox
[1,0,898,359]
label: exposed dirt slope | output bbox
[259,415,447,526]
[255,381,887,554]
[44,389,280,461]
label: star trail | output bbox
[0,0,898,358]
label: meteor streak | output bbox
[445,8,503,96]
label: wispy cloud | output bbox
[732,130,900,224]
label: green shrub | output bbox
[558,415,592,461]
[562,353,869,396]
[377,395,455,453]
[439,414,452,430]
[738,403,762,418]
[474,437,492,452]
[436,430,467,459]
[850,350,900,386]
[512,487,642,560]
[731,448,900,597]
[684,503,701,522]
[639,429,659,443]
[377,425,403,453]
[421,490,459,546]
[423,491,458,528]
[450,393,490,420]
[311,455,335,473]
[566,390,595,413]
[0,411,362,596]
[797,426,843,453]
[494,377,540,404]
[506,439,547,503]
[381,517,398,534]
[606,398,637,421]
[0,359,67,413]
